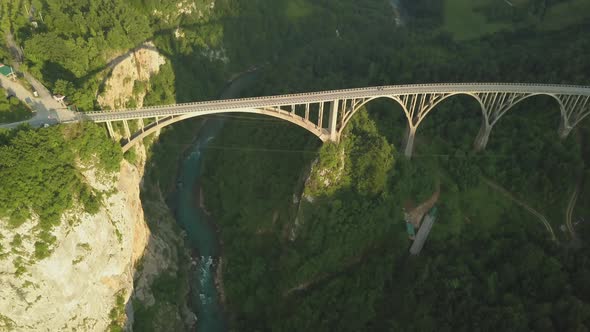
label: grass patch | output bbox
[539,0,590,31]
[286,0,314,20]
[107,290,126,332]
[443,0,512,40]
[442,0,590,40]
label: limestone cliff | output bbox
[0,40,193,331]
[0,161,146,331]
[0,154,193,332]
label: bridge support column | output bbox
[558,117,573,139]
[327,99,340,142]
[123,120,131,139]
[105,121,115,138]
[474,120,493,151]
[403,125,417,158]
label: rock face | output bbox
[98,42,167,110]
[0,161,148,331]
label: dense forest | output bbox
[195,0,590,331]
[1,0,590,331]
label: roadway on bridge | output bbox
[84,83,590,122]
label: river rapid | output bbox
[171,72,258,332]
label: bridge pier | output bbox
[105,121,114,138]
[474,120,493,151]
[122,120,131,139]
[558,117,573,139]
[327,99,340,142]
[403,125,417,158]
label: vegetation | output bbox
[191,0,590,330]
[442,0,512,40]
[0,91,33,124]
[1,0,223,111]
[0,123,121,260]
[1,0,589,330]
[107,291,126,332]
[437,0,590,40]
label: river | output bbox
[172,72,259,332]
[172,4,407,328]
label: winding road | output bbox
[565,184,579,241]
[483,178,557,242]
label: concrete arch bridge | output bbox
[82,83,590,157]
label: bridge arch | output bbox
[86,83,590,158]
[487,93,564,127]
[338,92,486,155]
[121,108,327,153]
[340,92,487,135]
[339,95,410,136]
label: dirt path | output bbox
[565,184,579,241]
[483,178,557,242]
[407,183,440,228]
[282,254,364,297]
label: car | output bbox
[43,123,50,128]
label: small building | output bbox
[0,64,16,80]
[406,222,416,240]
[53,94,65,102]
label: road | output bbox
[84,83,590,122]
[0,74,65,128]
[565,184,579,241]
[484,178,557,242]
[0,32,76,128]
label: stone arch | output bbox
[121,108,327,152]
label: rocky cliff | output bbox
[0,154,192,332]
[0,41,192,331]
[0,160,146,331]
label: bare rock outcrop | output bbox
[0,161,148,331]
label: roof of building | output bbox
[0,65,14,77]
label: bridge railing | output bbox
[83,83,590,116]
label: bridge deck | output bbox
[84,83,590,122]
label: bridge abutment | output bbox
[474,120,492,151]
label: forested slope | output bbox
[1,0,589,331]
[195,0,590,330]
